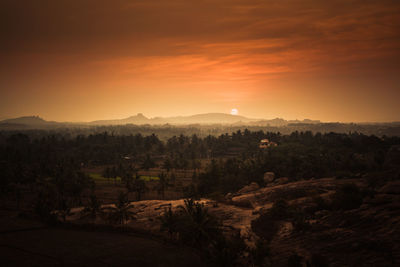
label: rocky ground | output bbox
[68,176,399,266]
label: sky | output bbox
[1,0,399,122]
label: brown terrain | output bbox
[76,176,400,266]
[1,175,399,266]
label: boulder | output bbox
[263,172,275,183]
[225,193,233,200]
[237,182,260,194]
[231,194,255,208]
[252,206,268,215]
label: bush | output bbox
[269,199,290,219]
[249,238,270,266]
[288,253,304,267]
[251,199,288,241]
[331,184,363,210]
[251,214,280,242]
[34,184,59,224]
[308,253,330,267]
[207,232,247,267]
[291,209,310,232]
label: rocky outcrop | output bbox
[264,172,275,183]
[231,194,256,208]
[66,177,399,267]
[275,177,289,185]
[237,182,260,194]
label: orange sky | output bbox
[1,0,399,122]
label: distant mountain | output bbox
[162,113,256,124]
[0,113,327,129]
[90,113,257,125]
[90,113,152,125]
[0,116,62,129]
[288,119,321,124]
[1,116,49,125]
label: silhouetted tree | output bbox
[104,191,136,225]
[80,194,103,222]
[156,172,171,199]
[131,174,147,201]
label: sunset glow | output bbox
[1,0,399,122]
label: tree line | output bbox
[1,130,399,197]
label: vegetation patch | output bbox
[89,172,121,182]
[139,175,159,181]
[88,172,158,182]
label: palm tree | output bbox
[122,171,134,190]
[159,206,180,239]
[177,199,220,246]
[102,167,112,183]
[131,174,147,201]
[163,157,172,171]
[142,154,155,170]
[110,166,118,184]
[104,191,136,225]
[80,194,103,222]
[57,196,71,222]
[156,172,171,199]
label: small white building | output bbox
[259,139,277,149]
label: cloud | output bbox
[1,0,399,121]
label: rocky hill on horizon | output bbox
[0,113,321,128]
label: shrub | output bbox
[251,214,280,242]
[34,184,59,224]
[331,184,363,210]
[291,209,310,232]
[249,238,270,266]
[308,253,330,267]
[288,253,304,267]
[207,232,247,267]
[269,199,290,219]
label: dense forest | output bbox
[1,129,399,198]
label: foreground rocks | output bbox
[237,182,260,194]
[66,177,400,266]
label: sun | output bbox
[230,108,238,115]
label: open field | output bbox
[84,167,197,201]
[88,172,160,182]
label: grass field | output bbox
[88,173,159,182]
[140,175,160,181]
